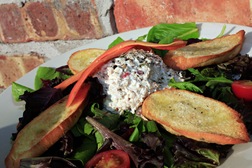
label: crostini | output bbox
[163,30,245,70]
[142,89,250,145]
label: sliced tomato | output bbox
[231,80,252,101]
[85,150,130,168]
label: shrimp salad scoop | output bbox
[93,49,184,114]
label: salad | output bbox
[3,22,252,168]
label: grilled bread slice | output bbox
[142,89,250,145]
[68,48,106,74]
[163,30,245,70]
[5,83,90,168]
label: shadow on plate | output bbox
[0,124,17,167]
[220,141,252,167]
[241,31,252,54]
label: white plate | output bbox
[0,22,252,168]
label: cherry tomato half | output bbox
[85,150,130,168]
[231,80,252,101]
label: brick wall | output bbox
[114,0,252,32]
[0,0,251,90]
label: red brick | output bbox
[0,55,23,88]
[22,1,59,41]
[114,0,252,32]
[0,54,44,88]
[0,1,105,42]
[21,54,45,72]
[59,1,103,39]
[0,3,28,43]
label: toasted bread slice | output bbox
[5,83,90,168]
[68,48,106,74]
[142,89,250,145]
[163,30,245,70]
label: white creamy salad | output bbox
[93,49,183,114]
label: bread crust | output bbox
[142,89,250,145]
[163,30,245,70]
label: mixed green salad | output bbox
[10,22,252,168]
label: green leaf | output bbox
[216,25,226,38]
[211,86,238,105]
[71,118,94,137]
[126,114,160,142]
[160,129,176,167]
[83,122,94,135]
[129,120,147,142]
[71,136,97,165]
[108,37,125,49]
[205,77,232,89]
[12,82,34,101]
[123,111,142,126]
[136,34,147,41]
[188,68,232,89]
[200,67,222,77]
[196,148,220,165]
[188,68,232,86]
[170,68,233,98]
[34,67,70,90]
[95,131,104,149]
[146,120,159,133]
[188,68,208,82]
[90,103,104,118]
[91,105,120,130]
[72,104,120,137]
[147,22,199,43]
[129,127,140,142]
[168,78,203,93]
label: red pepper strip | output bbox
[55,40,185,91]
[54,69,84,90]
[71,82,91,107]
[64,40,186,106]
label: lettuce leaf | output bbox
[147,22,200,44]
[71,103,120,141]
[12,82,34,101]
[35,66,71,90]
[108,36,124,49]
[168,78,203,93]
[107,22,200,50]
[123,111,159,142]
[12,66,72,102]
[71,136,97,165]
[171,136,231,168]
[169,68,233,94]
